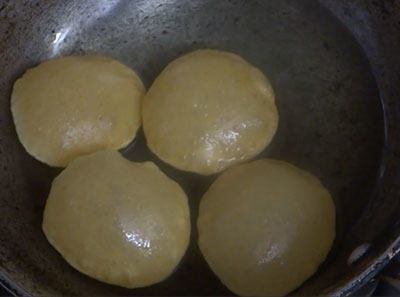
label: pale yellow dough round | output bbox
[142,49,278,175]
[42,150,190,288]
[11,55,144,167]
[198,159,336,296]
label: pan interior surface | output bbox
[0,0,391,296]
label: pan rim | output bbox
[330,238,400,297]
[0,270,31,297]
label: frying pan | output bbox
[0,0,400,296]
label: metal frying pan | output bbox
[0,0,400,295]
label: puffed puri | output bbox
[42,150,190,288]
[142,49,279,175]
[197,159,336,296]
[11,55,144,167]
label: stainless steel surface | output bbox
[0,0,399,296]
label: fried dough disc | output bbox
[142,49,278,175]
[198,159,335,296]
[11,56,144,167]
[43,150,190,288]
